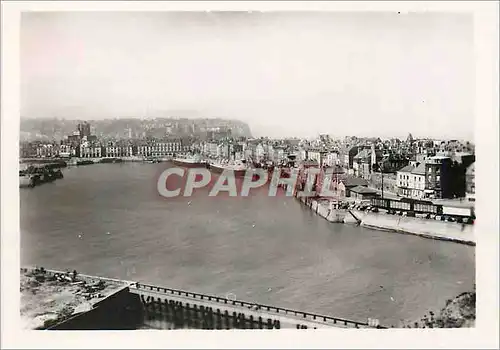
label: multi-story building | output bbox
[202,142,219,158]
[465,162,475,200]
[324,151,339,167]
[104,144,133,157]
[307,149,323,165]
[425,156,454,199]
[137,140,182,157]
[395,163,426,199]
[36,143,59,158]
[353,147,382,179]
[255,144,265,162]
[378,153,410,173]
[79,142,102,158]
[58,144,73,158]
[271,146,286,163]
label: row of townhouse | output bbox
[78,140,189,158]
[245,143,287,163]
[20,142,76,158]
[197,141,288,163]
[200,142,246,160]
[22,138,194,159]
[136,141,189,157]
[396,154,475,200]
[35,144,58,158]
[298,148,341,167]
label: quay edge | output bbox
[295,196,476,246]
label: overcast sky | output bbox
[21,11,474,140]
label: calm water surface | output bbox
[20,163,475,326]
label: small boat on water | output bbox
[172,154,207,168]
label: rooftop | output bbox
[428,155,451,160]
[353,149,371,160]
[341,176,369,187]
[397,165,414,173]
[411,163,426,175]
[350,185,378,194]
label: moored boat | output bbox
[172,154,207,168]
[208,159,250,177]
[76,159,95,166]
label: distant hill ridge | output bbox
[20,117,253,141]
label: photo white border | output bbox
[2,1,498,348]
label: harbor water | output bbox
[20,162,475,327]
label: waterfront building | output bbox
[255,143,265,162]
[395,163,426,199]
[349,186,379,202]
[307,149,323,165]
[353,148,374,179]
[324,151,340,167]
[137,140,182,158]
[79,143,102,158]
[465,162,475,201]
[424,156,454,199]
[58,144,73,158]
[337,176,370,198]
[36,143,59,158]
[204,142,219,158]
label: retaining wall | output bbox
[357,211,475,245]
[296,197,475,245]
[48,287,143,330]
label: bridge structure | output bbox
[129,282,385,329]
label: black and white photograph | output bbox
[1,1,498,349]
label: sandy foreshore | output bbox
[20,267,129,330]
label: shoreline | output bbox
[296,196,475,246]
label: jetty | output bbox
[20,267,385,330]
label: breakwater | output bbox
[25,269,384,330]
[130,283,380,329]
[296,196,475,246]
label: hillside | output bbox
[401,289,476,328]
[20,117,253,141]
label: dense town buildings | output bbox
[19,122,475,201]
